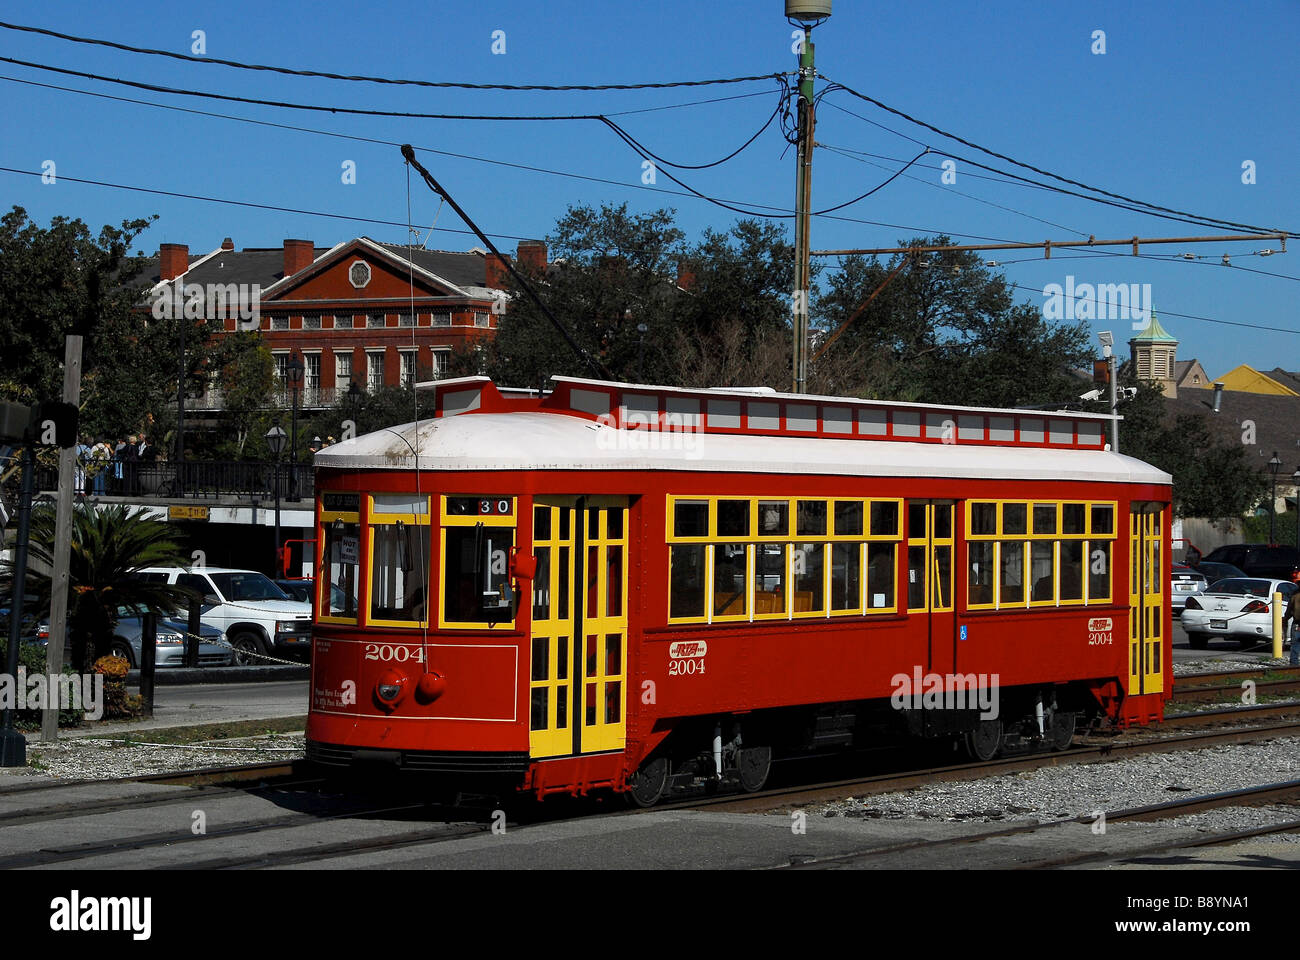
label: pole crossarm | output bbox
[812,232,1288,259]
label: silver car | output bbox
[110,607,234,668]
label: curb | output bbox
[126,665,311,685]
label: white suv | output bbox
[137,566,313,665]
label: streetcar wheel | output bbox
[737,746,773,793]
[1049,711,1076,751]
[625,756,670,808]
[231,632,262,667]
[964,719,1003,762]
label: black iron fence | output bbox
[35,460,314,502]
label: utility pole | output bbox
[790,10,821,394]
[43,335,83,742]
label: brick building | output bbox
[144,236,546,409]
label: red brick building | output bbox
[145,236,546,408]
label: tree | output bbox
[813,240,1091,406]
[211,331,275,458]
[0,206,221,442]
[11,503,195,670]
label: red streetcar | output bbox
[305,376,1172,805]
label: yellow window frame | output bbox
[438,494,519,631]
[366,493,432,629]
[318,497,362,625]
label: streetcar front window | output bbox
[443,525,515,624]
[324,521,360,619]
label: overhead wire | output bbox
[0,19,787,92]
[818,77,1298,239]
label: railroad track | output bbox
[1173,666,1300,702]
[776,779,1300,870]
[680,720,1300,815]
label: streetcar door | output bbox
[529,500,577,758]
[528,498,628,758]
[578,502,629,754]
[1126,505,1165,696]
[906,500,956,675]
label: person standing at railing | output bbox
[89,437,112,495]
[74,436,91,496]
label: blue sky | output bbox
[1,0,1296,376]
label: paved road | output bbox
[66,680,310,737]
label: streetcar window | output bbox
[674,500,708,538]
[833,501,863,537]
[1003,503,1027,535]
[968,542,995,606]
[443,526,515,624]
[831,542,863,612]
[1088,542,1111,601]
[970,502,997,536]
[324,521,360,619]
[796,500,827,537]
[669,545,706,619]
[870,501,899,537]
[794,542,824,613]
[1062,503,1086,536]
[1030,541,1055,601]
[867,544,895,609]
[999,542,1026,604]
[758,501,789,536]
[1090,504,1114,535]
[754,543,786,615]
[1059,541,1084,602]
[907,503,927,539]
[370,522,431,623]
[1033,504,1057,535]
[907,545,926,610]
[714,544,748,617]
[717,500,750,537]
[932,545,952,610]
[933,505,953,541]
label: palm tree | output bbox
[12,502,194,670]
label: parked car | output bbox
[1170,564,1208,613]
[274,579,313,604]
[1201,544,1300,581]
[135,566,312,665]
[1180,577,1297,649]
[109,606,234,668]
[1190,560,1248,584]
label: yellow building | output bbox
[1211,364,1300,396]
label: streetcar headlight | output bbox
[375,670,408,708]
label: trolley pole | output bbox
[791,30,815,394]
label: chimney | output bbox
[485,253,511,289]
[159,243,188,281]
[516,240,547,274]
[283,239,314,277]
[221,237,235,251]
[676,260,696,291]
[1212,382,1224,413]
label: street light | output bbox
[1098,330,1117,452]
[1268,452,1282,544]
[265,423,287,573]
[285,354,305,499]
